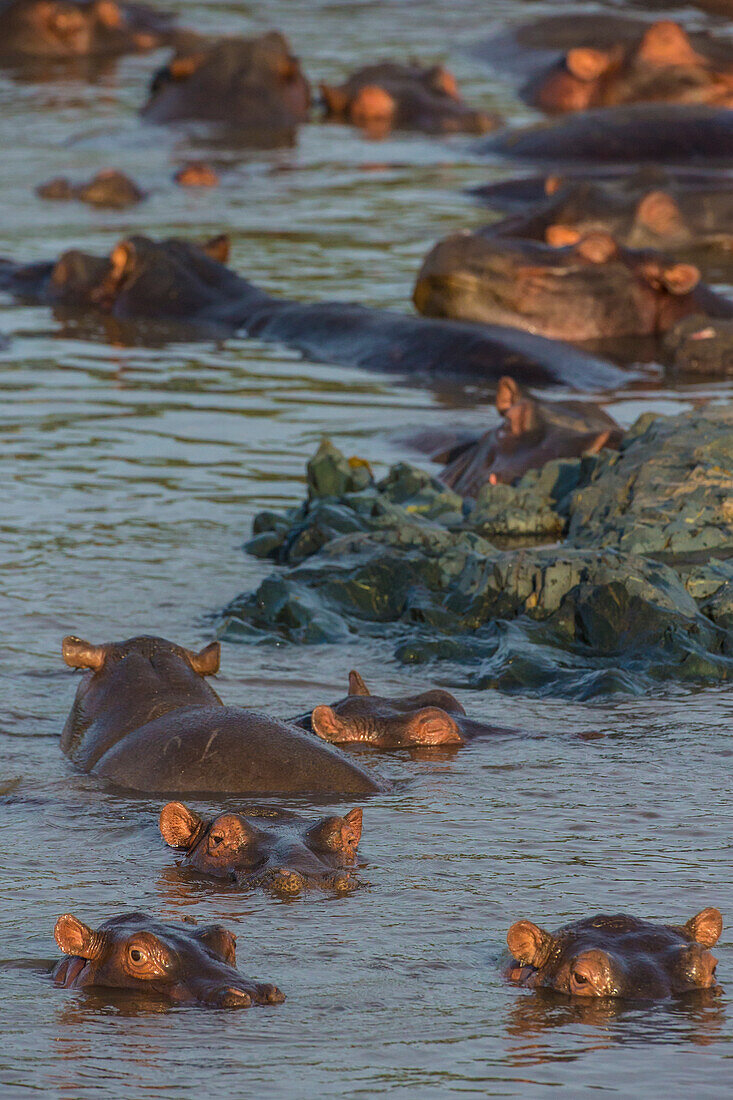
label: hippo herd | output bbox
[1,0,726,1015]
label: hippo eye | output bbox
[572,970,589,985]
[130,948,144,963]
[210,834,224,848]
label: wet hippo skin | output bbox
[293,670,519,748]
[0,234,632,391]
[53,911,285,1007]
[414,229,733,342]
[141,32,310,144]
[437,376,622,495]
[320,60,499,136]
[506,909,722,999]
[60,634,382,795]
[481,104,733,165]
[0,0,177,58]
[159,802,364,895]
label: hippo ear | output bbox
[575,232,618,264]
[159,801,204,849]
[634,190,684,237]
[187,641,220,676]
[348,670,370,696]
[661,263,700,296]
[343,808,363,841]
[194,924,237,966]
[168,52,206,81]
[310,705,343,742]
[545,224,581,248]
[637,21,701,67]
[426,65,460,100]
[495,377,523,416]
[203,235,230,265]
[54,914,102,959]
[320,82,350,116]
[62,636,107,671]
[405,707,463,745]
[544,174,564,196]
[507,920,555,968]
[565,47,613,82]
[686,908,723,948]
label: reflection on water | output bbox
[0,0,732,1096]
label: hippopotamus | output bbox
[140,32,310,145]
[0,0,177,59]
[159,801,364,895]
[481,104,733,165]
[414,229,733,342]
[436,376,622,494]
[506,908,722,999]
[0,233,632,392]
[320,60,499,136]
[473,169,733,265]
[293,670,517,748]
[59,634,381,796]
[522,21,733,113]
[36,169,144,209]
[665,315,733,375]
[53,912,284,1008]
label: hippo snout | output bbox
[267,868,306,896]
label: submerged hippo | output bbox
[141,32,310,145]
[37,169,144,209]
[523,20,733,113]
[0,0,177,59]
[60,634,381,795]
[506,908,722,999]
[53,912,284,1008]
[482,104,733,165]
[294,670,517,748]
[665,315,733,375]
[159,801,364,895]
[476,170,733,263]
[414,229,733,342]
[320,60,499,136]
[437,376,622,494]
[0,233,631,391]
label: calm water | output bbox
[1,0,732,1096]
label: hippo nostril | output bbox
[219,987,252,1008]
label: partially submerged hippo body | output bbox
[0,234,630,390]
[141,32,310,145]
[507,908,722,999]
[437,376,622,495]
[0,0,177,59]
[60,634,381,795]
[522,20,733,113]
[475,170,733,264]
[159,801,364,895]
[665,315,733,375]
[414,229,733,342]
[320,60,499,136]
[53,912,284,1008]
[482,105,733,165]
[37,169,144,209]
[294,670,517,748]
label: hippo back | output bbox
[92,705,382,796]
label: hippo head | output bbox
[159,802,364,895]
[414,229,703,341]
[309,670,466,748]
[0,0,167,58]
[60,634,222,763]
[320,60,497,137]
[533,21,715,114]
[541,179,693,252]
[44,234,244,322]
[507,909,722,999]
[53,911,284,1007]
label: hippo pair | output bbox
[0,233,628,391]
[53,905,723,1007]
[0,0,177,59]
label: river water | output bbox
[1,0,732,1095]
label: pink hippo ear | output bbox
[637,21,702,67]
[187,641,220,676]
[565,47,614,82]
[545,223,582,248]
[348,670,370,696]
[686,908,723,948]
[507,920,555,968]
[159,801,205,849]
[405,707,463,745]
[495,376,523,416]
[310,705,345,742]
[54,914,102,959]
[62,636,107,671]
